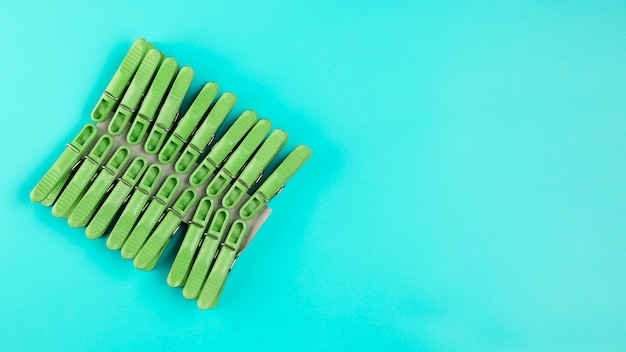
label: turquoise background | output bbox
[1,0,626,350]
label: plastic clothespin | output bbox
[188,110,257,187]
[193,146,311,309]
[108,49,163,136]
[127,57,179,145]
[144,67,194,154]
[120,175,180,259]
[85,157,148,239]
[240,145,312,220]
[68,146,132,228]
[135,119,272,272]
[206,119,272,199]
[41,172,70,207]
[31,39,316,310]
[182,208,231,299]
[174,92,236,174]
[197,220,247,309]
[51,135,115,218]
[133,188,198,270]
[167,130,287,288]
[105,164,162,248]
[158,82,219,164]
[164,117,270,291]
[91,39,153,122]
[30,124,99,203]
[167,197,215,287]
[222,129,288,208]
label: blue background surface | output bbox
[2,1,626,350]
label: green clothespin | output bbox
[120,175,181,259]
[206,119,272,198]
[51,135,115,218]
[188,110,257,187]
[158,82,219,164]
[240,145,312,220]
[144,66,194,154]
[32,38,316,310]
[91,39,153,122]
[134,114,271,270]
[31,124,99,203]
[133,188,198,270]
[182,208,230,300]
[127,57,179,145]
[167,130,287,288]
[222,129,288,208]
[194,148,310,309]
[105,164,162,248]
[68,146,132,228]
[85,157,148,239]
[167,197,215,287]
[41,172,71,207]
[108,49,163,136]
[197,220,247,309]
[165,117,272,295]
[174,92,236,174]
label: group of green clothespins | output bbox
[30,39,311,309]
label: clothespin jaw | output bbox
[240,145,312,220]
[91,39,153,122]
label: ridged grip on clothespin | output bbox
[182,209,230,300]
[127,57,179,145]
[121,175,181,259]
[68,146,132,228]
[134,188,198,270]
[188,110,257,187]
[222,129,288,208]
[106,164,162,248]
[159,82,220,164]
[52,135,115,218]
[168,197,215,287]
[197,220,248,309]
[91,39,153,122]
[206,119,272,198]
[85,157,148,239]
[109,49,163,136]
[31,124,99,203]
[144,67,194,154]
[174,92,236,174]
